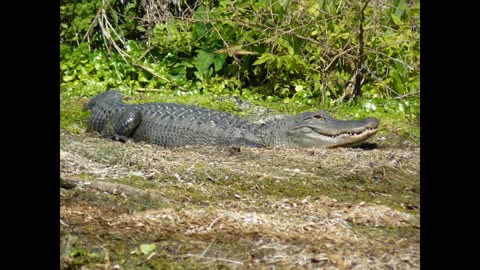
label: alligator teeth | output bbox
[326,128,377,138]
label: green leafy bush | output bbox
[60,0,419,115]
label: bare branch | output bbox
[352,0,372,100]
[60,176,170,202]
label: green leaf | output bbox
[391,14,402,26]
[194,49,215,80]
[195,49,214,72]
[169,64,187,81]
[140,244,156,255]
[111,10,119,25]
[276,56,283,69]
[287,45,294,56]
[138,71,149,82]
[67,36,79,42]
[182,61,194,68]
[193,5,208,20]
[393,0,408,18]
[166,21,180,42]
[213,54,227,72]
[63,75,75,82]
[338,32,350,40]
[193,6,210,38]
[279,0,290,7]
[253,53,273,66]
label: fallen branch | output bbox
[60,177,170,203]
[136,88,161,92]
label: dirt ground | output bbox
[60,131,419,269]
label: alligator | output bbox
[85,90,379,148]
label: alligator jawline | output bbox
[313,127,378,138]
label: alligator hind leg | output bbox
[102,108,142,143]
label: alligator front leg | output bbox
[102,108,142,143]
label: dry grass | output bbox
[60,132,419,269]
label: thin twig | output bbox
[205,257,243,265]
[392,91,420,99]
[199,236,217,258]
[136,88,161,92]
[183,17,338,55]
[96,3,189,91]
[185,254,243,265]
[324,46,357,71]
[372,50,416,71]
[82,0,109,42]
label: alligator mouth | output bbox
[294,126,379,148]
[315,127,378,138]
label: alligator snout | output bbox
[364,117,380,128]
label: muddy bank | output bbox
[60,133,420,269]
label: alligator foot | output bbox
[109,134,135,144]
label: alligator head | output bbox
[263,111,379,148]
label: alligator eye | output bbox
[311,115,326,120]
